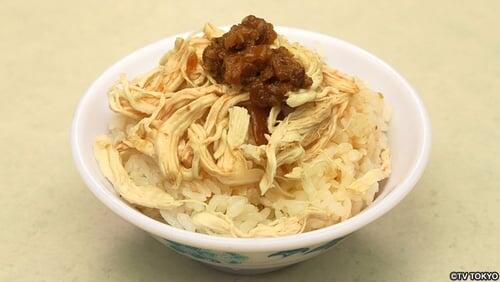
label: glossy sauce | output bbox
[202,15,312,144]
[186,52,198,75]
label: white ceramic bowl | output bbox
[71,27,431,275]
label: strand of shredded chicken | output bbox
[94,24,391,237]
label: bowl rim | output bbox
[71,26,431,252]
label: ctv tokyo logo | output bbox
[449,272,499,281]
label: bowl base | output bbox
[207,263,292,275]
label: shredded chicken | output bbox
[94,22,391,237]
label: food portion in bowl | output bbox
[94,16,392,238]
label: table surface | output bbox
[1,1,499,281]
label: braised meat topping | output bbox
[202,16,312,144]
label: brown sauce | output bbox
[186,52,198,75]
[248,105,269,145]
[202,15,312,144]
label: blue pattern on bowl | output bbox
[165,240,249,264]
[267,247,310,258]
[163,236,345,266]
[268,237,345,258]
